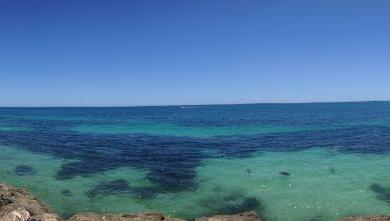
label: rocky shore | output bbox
[1,183,389,221]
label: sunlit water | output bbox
[0,102,390,221]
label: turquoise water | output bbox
[0,102,390,220]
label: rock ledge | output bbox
[338,216,390,221]
[195,211,261,221]
[67,212,186,221]
[0,183,61,221]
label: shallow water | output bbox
[0,102,390,220]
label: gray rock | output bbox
[338,216,390,221]
[195,211,262,221]
[1,207,30,221]
[0,183,62,221]
[67,212,186,221]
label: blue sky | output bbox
[1,0,389,107]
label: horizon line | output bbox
[0,100,389,108]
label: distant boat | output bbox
[180,106,197,109]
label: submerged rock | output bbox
[0,182,61,221]
[196,211,262,221]
[67,212,186,221]
[338,215,390,221]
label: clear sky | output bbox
[1,0,389,107]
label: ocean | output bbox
[0,102,390,220]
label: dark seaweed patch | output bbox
[13,165,36,176]
[369,183,390,203]
[86,179,157,199]
[61,189,73,197]
[308,215,326,221]
[231,197,261,214]
[279,171,290,176]
[198,188,263,217]
[131,187,157,199]
[86,179,131,198]
[204,196,262,215]
[4,125,390,194]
